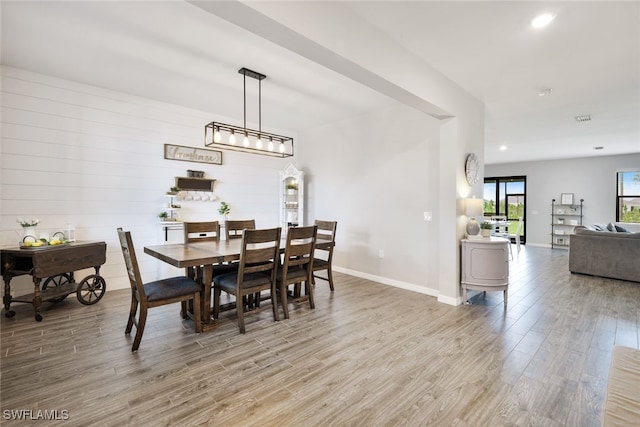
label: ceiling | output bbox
[2,1,639,164]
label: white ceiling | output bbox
[2,1,639,164]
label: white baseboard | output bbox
[333,266,440,298]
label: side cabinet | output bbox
[279,163,304,233]
[461,237,509,306]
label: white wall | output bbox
[1,66,294,296]
[486,153,640,246]
[299,103,442,295]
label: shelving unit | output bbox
[161,194,181,221]
[279,163,304,233]
[551,198,584,249]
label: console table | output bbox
[461,237,510,306]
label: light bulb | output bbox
[279,141,285,153]
[531,13,555,28]
[256,136,262,149]
[229,130,236,145]
[213,127,221,143]
[267,137,274,151]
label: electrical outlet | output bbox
[424,212,433,221]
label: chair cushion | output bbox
[212,263,239,277]
[277,265,308,282]
[214,272,272,293]
[144,276,201,302]
[312,258,329,270]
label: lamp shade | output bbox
[465,198,483,217]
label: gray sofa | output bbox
[569,226,640,282]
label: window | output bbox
[617,171,640,223]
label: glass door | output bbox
[483,176,526,244]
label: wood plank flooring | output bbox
[1,246,639,426]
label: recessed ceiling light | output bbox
[531,13,556,28]
[538,88,553,97]
[499,145,508,151]
[575,114,592,123]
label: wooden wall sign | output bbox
[164,144,222,165]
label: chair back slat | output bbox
[314,220,337,256]
[226,219,256,240]
[184,221,221,243]
[282,225,317,275]
[117,228,147,303]
[238,227,281,281]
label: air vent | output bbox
[593,146,604,150]
[575,114,592,123]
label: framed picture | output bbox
[561,193,574,205]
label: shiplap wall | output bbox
[1,66,296,297]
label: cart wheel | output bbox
[5,310,15,318]
[43,274,72,303]
[77,275,106,305]
[35,314,43,322]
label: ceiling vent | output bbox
[575,114,592,123]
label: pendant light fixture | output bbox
[204,67,294,158]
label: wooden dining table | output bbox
[144,240,246,326]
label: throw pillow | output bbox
[614,225,629,233]
[593,224,606,231]
[607,222,618,232]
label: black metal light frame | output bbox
[204,67,294,158]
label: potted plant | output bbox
[286,182,298,194]
[158,211,169,221]
[557,218,564,224]
[166,186,181,195]
[480,221,493,237]
[218,201,231,220]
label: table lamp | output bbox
[465,198,483,238]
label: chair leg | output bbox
[271,284,280,322]
[306,280,315,309]
[125,291,138,334]
[280,282,290,319]
[132,306,147,352]
[237,295,246,334]
[327,265,335,291]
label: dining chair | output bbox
[117,228,202,352]
[490,216,513,259]
[510,217,524,254]
[311,220,337,291]
[212,227,282,334]
[225,219,256,240]
[183,221,238,314]
[276,225,317,319]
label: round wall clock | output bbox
[465,153,479,185]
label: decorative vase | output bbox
[23,226,37,240]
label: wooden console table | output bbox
[1,241,107,321]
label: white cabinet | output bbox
[461,237,509,306]
[279,163,304,232]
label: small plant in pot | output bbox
[218,201,231,220]
[166,186,181,195]
[158,211,169,221]
[286,182,298,194]
[480,221,493,237]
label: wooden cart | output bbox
[1,241,107,321]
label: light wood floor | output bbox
[1,246,639,426]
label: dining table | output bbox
[144,238,285,330]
